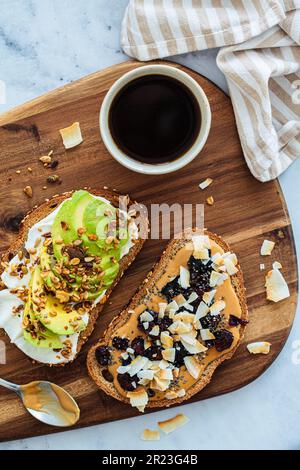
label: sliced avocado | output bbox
[100,255,120,288]
[31,265,86,336]
[83,199,115,248]
[37,295,86,336]
[51,199,74,261]
[49,191,124,305]
[84,198,129,255]
[40,245,105,301]
[23,282,63,349]
[39,245,57,290]
[52,190,101,258]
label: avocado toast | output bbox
[0,188,147,365]
[87,230,248,411]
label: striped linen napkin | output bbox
[121,0,300,182]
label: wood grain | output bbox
[0,61,297,442]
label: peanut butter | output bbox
[108,239,242,402]
[21,381,80,425]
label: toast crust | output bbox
[87,229,248,408]
[0,188,147,365]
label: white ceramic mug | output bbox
[100,64,211,175]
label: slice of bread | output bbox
[87,229,248,409]
[0,188,147,365]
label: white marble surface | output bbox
[0,0,299,451]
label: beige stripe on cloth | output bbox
[121,0,300,181]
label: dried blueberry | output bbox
[200,313,221,332]
[95,346,111,366]
[49,159,59,169]
[188,255,213,292]
[214,329,234,352]
[121,356,132,366]
[161,276,193,303]
[174,341,190,367]
[112,336,129,351]
[205,340,215,349]
[117,373,138,391]
[137,310,158,333]
[137,320,153,334]
[147,389,156,398]
[229,315,249,327]
[144,345,163,361]
[157,315,173,331]
[131,336,145,356]
[161,276,182,302]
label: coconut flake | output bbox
[149,325,160,336]
[265,267,290,302]
[140,310,154,322]
[160,331,173,349]
[180,338,207,354]
[138,370,155,380]
[129,356,149,376]
[210,299,226,315]
[194,301,210,321]
[127,388,149,412]
[202,289,216,305]
[158,302,168,318]
[166,300,179,313]
[140,429,160,441]
[184,356,203,379]
[200,329,215,341]
[199,178,213,190]
[158,413,190,434]
[59,122,83,149]
[180,331,197,346]
[193,248,210,260]
[162,348,176,363]
[247,342,271,355]
[210,271,225,287]
[224,257,238,275]
[273,261,282,270]
[260,239,275,256]
[179,266,190,288]
[187,291,198,304]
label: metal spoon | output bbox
[0,378,80,427]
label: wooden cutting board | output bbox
[0,61,297,442]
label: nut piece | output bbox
[56,290,70,303]
[88,233,98,241]
[47,174,60,184]
[39,155,52,164]
[206,196,214,206]
[23,186,33,198]
[140,429,161,441]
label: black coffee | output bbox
[108,74,201,164]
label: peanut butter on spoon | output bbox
[0,378,80,427]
